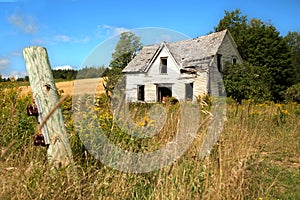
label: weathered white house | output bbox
[122,29,242,102]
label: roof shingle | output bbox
[123,29,227,73]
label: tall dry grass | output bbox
[1,83,299,199]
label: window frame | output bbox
[160,57,168,74]
[137,85,145,101]
[185,82,194,101]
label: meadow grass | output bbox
[0,83,299,199]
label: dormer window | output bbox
[160,57,167,74]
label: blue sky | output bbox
[0,0,299,78]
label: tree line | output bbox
[50,66,106,80]
[0,66,106,82]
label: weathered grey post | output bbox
[23,46,73,167]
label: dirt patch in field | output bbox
[19,78,105,96]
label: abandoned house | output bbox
[122,29,242,103]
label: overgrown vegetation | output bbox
[1,82,299,199]
[1,8,300,199]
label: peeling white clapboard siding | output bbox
[145,83,156,102]
[194,71,209,97]
[123,30,243,102]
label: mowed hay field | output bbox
[19,78,105,96]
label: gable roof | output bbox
[122,29,228,73]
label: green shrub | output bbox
[285,82,300,103]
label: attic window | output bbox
[160,57,167,74]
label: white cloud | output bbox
[10,71,28,78]
[53,65,75,70]
[97,24,130,38]
[0,59,9,70]
[76,36,90,44]
[54,35,71,42]
[8,13,39,34]
[10,51,22,57]
[31,34,90,46]
[1,70,28,79]
[31,38,47,45]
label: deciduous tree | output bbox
[103,32,142,100]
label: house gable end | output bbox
[216,30,243,64]
[143,42,181,73]
[146,43,181,76]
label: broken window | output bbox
[160,57,168,74]
[185,83,194,100]
[137,85,145,101]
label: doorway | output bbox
[157,86,172,102]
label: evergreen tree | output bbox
[216,9,295,101]
[245,19,293,100]
[284,31,300,83]
[214,9,248,59]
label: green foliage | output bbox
[223,62,271,103]
[76,66,106,79]
[214,9,248,58]
[285,82,300,103]
[216,9,296,101]
[245,20,293,100]
[103,32,143,100]
[284,31,300,83]
[52,69,78,80]
[0,82,34,147]
[111,32,143,67]
[51,67,107,80]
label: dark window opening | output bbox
[232,57,237,65]
[185,83,194,100]
[217,54,222,72]
[137,85,145,101]
[157,86,172,102]
[160,57,167,74]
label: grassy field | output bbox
[0,81,299,199]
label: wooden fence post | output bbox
[23,46,73,167]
